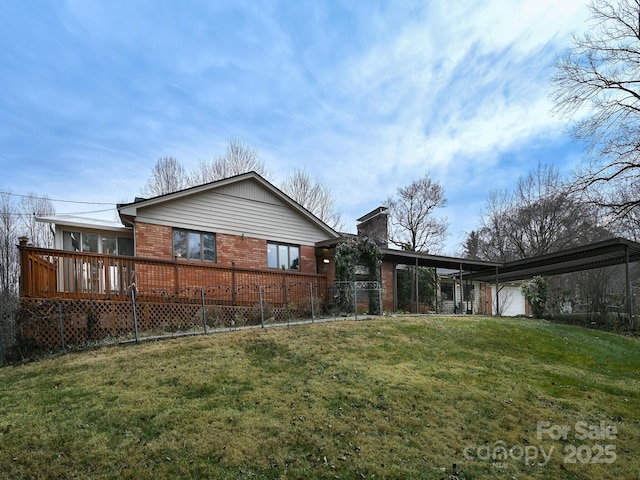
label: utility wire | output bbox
[3,208,117,218]
[0,191,116,206]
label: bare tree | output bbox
[280,168,343,230]
[0,193,19,297]
[551,0,640,219]
[613,187,640,241]
[386,174,448,253]
[18,193,55,248]
[509,164,601,257]
[475,188,516,262]
[141,156,188,197]
[189,139,271,185]
[472,164,612,262]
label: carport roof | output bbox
[319,236,640,283]
[468,237,640,283]
[379,248,502,272]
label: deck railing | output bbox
[18,245,327,307]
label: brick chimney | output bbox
[357,207,389,248]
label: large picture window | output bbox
[267,242,300,270]
[173,229,216,262]
[62,231,133,256]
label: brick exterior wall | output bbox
[381,261,395,312]
[480,282,492,315]
[135,222,173,259]
[357,209,389,248]
[299,245,317,275]
[134,221,318,274]
[216,233,266,269]
[317,256,335,279]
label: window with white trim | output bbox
[62,231,133,256]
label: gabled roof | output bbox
[117,171,341,239]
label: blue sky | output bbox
[0,0,591,254]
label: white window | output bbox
[62,231,133,256]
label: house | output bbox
[17,171,546,317]
[19,170,640,339]
[27,172,342,310]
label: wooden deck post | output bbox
[18,237,29,298]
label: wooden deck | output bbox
[18,245,328,307]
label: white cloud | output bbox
[1,0,594,252]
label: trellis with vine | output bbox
[334,237,383,314]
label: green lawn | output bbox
[1,316,638,479]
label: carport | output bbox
[379,248,501,313]
[379,237,640,318]
[468,237,640,319]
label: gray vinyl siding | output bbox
[134,179,333,245]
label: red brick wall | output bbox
[481,282,492,315]
[135,222,173,259]
[381,261,395,312]
[317,255,335,279]
[216,233,265,269]
[299,245,317,275]
[134,222,318,274]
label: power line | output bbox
[0,191,116,206]
[3,208,117,218]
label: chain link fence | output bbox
[3,280,382,364]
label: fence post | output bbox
[131,289,139,344]
[231,262,237,306]
[201,287,207,334]
[259,286,265,328]
[354,281,358,321]
[18,237,29,297]
[0,316,6,367]
[58,301,66,352]
[282,273,288,306]
[309,282,315,322]
[378,281,382,315]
